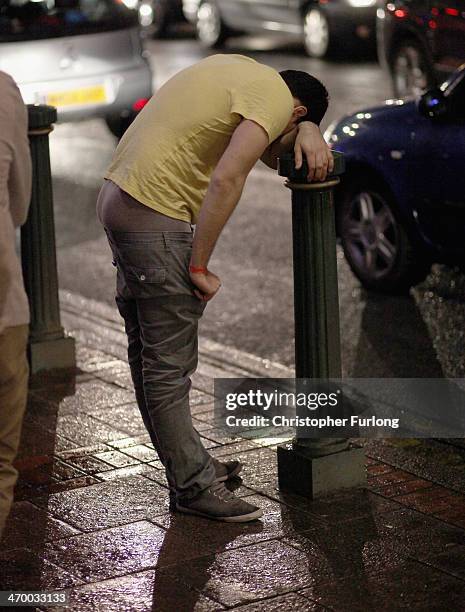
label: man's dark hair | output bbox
[279,70,329,126]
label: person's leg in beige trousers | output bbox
[0,325,29,536]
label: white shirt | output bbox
[0,71,32,334]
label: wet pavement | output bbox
[2,291,465,611]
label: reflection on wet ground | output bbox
[2,300,465,611]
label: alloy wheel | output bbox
[393,44,429,98]
[343,191,399,280]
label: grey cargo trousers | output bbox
[105,228,216,501]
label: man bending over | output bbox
[97,54,333,522]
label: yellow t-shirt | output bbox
[105,54,293,223]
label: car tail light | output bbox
[132,98,149,112]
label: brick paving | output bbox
[1,291,465,610]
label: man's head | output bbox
[279,70,329,132]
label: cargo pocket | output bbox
[124,265,167,298]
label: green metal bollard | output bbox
[276,151,366,498]
[21,105,76,374]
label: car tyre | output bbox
[391,39,434,98]
[196,0,229,48]
[337,178,431,293]
[151,0,172,38]
[303,6,333,59]
[105,114,133,139]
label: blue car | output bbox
[325,65,465,293]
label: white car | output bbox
[183,0,376,59]
[0,0,153,137]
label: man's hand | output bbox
[189,269,222,302]
[294,121,334,182]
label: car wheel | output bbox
[303,7,332,58]
[391,39,434,98]
[105,114,133,139]
[196,1,229,48]
[337,179,431,293]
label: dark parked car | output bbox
[138,0,186,37]
[324,65,465,293]
[183,0,377,58]
[377,0,465,98]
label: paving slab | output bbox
[364,438,465,494]
[31,379,135,416]
[422,543,465,580]
[300,559,465,611]
[233,593,325,611]
[44,521,167,583]
[283,504,465,581]
[1,501,80,553]
[48,569,223,612]
[96,464,166,484]
[34,474,169,532]
[157,539,315,608]
[0,547,82,591]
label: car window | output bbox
[0,0,138,41]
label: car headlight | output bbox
[347,0,376,7]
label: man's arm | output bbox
[260,127,296,170]
[0,74,31,324]
[261,121,334,182]
[190,119,269,301]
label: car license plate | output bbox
[46,84,107,108]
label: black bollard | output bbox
[21,105,75,374]
[276,151,366,498]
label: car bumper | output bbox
[19,61,153,123]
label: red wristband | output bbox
[189,264,208,274]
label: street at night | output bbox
[2,14,465,612]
